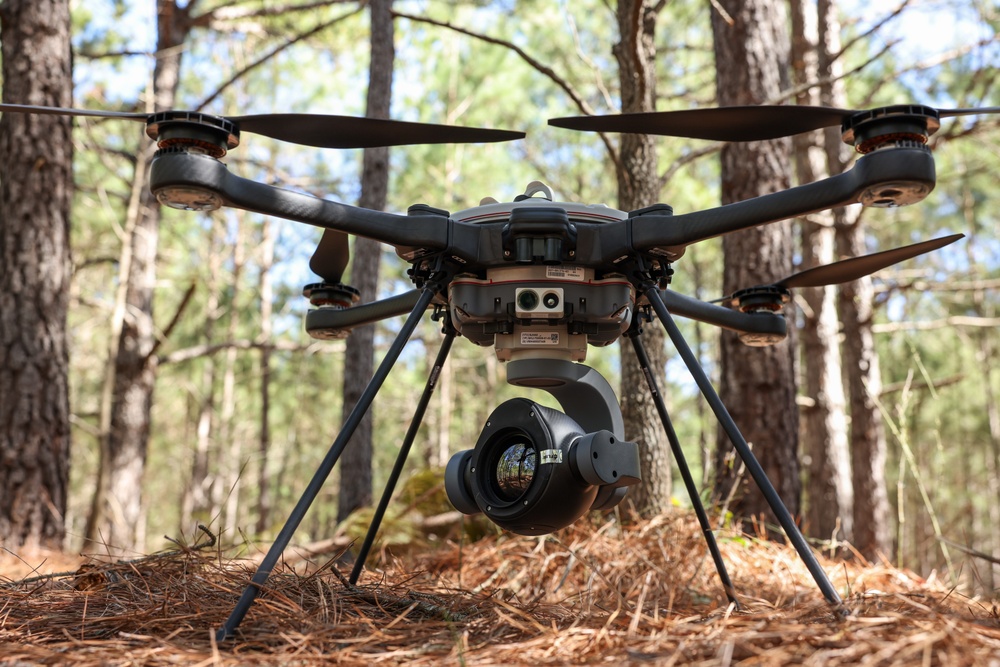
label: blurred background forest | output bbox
[1,0,998,598]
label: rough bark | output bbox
[255,219,276,534]
[710,0,800,530]
[85,0,189,552]
[837,220,892,559]
[614,0,671,516]
[181,223,223,528]
[790,0,853,545]
[817,0,893,560]
[0,0,74,549]
[337,0,393,522]
[220,225,248,537]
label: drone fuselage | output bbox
[448,265,633,362]
[446,187,634,362]
[148,139,937,352]
[124,102,971,639]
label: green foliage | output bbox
[49,1,1000,592]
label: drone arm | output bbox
[658,290,786,337]
[149,151,450,251]
[305,289,427,337]
[630,146,935,255]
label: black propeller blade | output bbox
[549,105,1000,142]
[230,113,524,149]
[0,103,147,121]
[0,104,524,284]
[718,234,965,308]
[775,233,965,289]
[0,103,525,149]
[310,230,352,284]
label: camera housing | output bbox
[445,398,640,535]
[448,265,633,362]
[445,359,640,535]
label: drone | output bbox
[3,99,997,640]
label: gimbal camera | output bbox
[139,107,960,639]
[3,100,990,642]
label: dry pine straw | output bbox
[1,513,999,666]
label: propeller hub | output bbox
[841,105,940,153]
[146,111,240,157]
[726,286,790,347]
[303,282,360,309]
[728,285,791,313]
[302,283,361,340]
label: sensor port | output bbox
[516,286,565,318]
[516,289,539,312]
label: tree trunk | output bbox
[837,219,892,559]
[337,0,393,523]
[221,220,248,538]
[613,0,671,516]
[0,0,73,549]
[959,188,997,592]
[710,0,800,531]
[790,0,853,545]
[255,218,276,534]
[85,0,189,553]
[815,0,893,560]
[181,222,223,528]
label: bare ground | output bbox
[2,513,999,665]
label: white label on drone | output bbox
[540,449,563,465]
[545,266,585,281]
[520,331,560,345]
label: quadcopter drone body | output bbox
[1,99,991,641]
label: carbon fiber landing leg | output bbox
[217,287,438,641]
[643,286,844,611]
[628,332,740,608]
[350,329,456,584]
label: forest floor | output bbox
[1,512,999,666]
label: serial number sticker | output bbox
[540,449,563,464]
[545,266,585,281]
[520,331,560,345]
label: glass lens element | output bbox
[495,441,536,501]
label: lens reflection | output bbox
[495,441,536,501]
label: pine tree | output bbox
[0,0,74,548]
[710,0,800,530]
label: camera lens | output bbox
[494,440,536,501]
[542,291,560,309]
[517,289,539,311]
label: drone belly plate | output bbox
[444,186,634,360]
[448,266,634,362]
